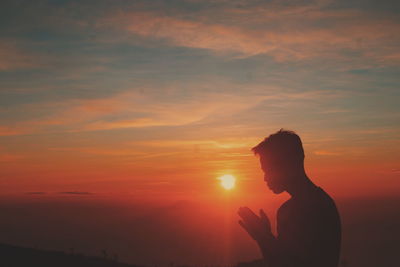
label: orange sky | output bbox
[0,0,399,201]
[1,129,399,200]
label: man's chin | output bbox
[269,186,284,194]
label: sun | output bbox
[217,174,236,190]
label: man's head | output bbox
[252,129,305,194]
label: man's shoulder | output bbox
[277,187,339,217]
[312,187,338,210]
[303,187,341,226]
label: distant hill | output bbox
[0,243,140,267]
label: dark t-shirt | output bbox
[276,186,341,267]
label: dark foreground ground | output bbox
[0,243,262,267]
[0,243,140,267]
[0,195,399,267]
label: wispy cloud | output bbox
[313,150,341,156]
[0,126,25,137]
[0,40,40,71]
[0,153,24,162]
[25,192,47,195]
[58,191,93,195]
[132,138,256,149]
[99,5,400,63]
[0,83,346,136]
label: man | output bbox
[238,129,341,267]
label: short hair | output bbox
[252,129,305,165]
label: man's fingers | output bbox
[238,220,249,233]
[238,220,255,238]
[260,209,268,220]
[259,209,272,229]
[242,207,257,216]
[238,207,250,220]
[238,207,260,221]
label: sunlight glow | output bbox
[217,174,236,190]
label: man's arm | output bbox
[238,207,281,266]
[238,207,301,267]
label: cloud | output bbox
[391,168,400,173]
[313,150,341,156]
[133,138,255,149]
[97,5,400,63]
[0,81,347,136]
[0,126,25,137]
[25,192,47,195]
[48,146,148,157]
[58,191,93,195]
[0,41,40,71]
[0,153,24,162]
[0,83,278,135]
[0,71,353,139]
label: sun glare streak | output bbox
[217,174,236,190]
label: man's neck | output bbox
[286,173,317,198]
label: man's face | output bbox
[259,156,286,194]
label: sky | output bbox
[1,0,399,198]
[0,0,399,266]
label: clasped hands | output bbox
[238,206,275,244]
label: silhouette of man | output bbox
[238,129,341,267]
